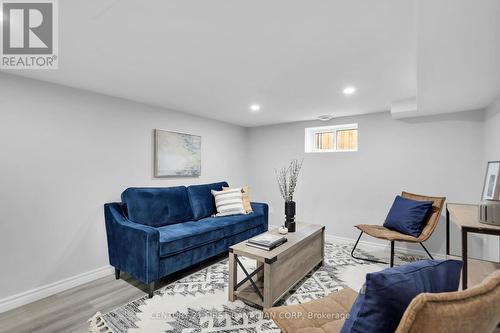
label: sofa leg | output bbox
[390,241,395,267]
[115,268,120,280]
[148,282,155,298]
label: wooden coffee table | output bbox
[228,223,325,308]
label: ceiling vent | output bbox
[317,115,334,121]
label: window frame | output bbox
[304,123,358,153]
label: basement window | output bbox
[305,123,358,153]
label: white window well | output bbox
[305,123,358,153]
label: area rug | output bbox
[89,241,420,333]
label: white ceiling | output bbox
[417,0,500,116]
[2,0,499,126]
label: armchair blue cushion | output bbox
[122,186,193,227]
[104,182,268,297]
[340,259,463,333]
[187,182,228,220]
[383,195,433,237]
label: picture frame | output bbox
[154,129,201,177]
[481,161,500,201]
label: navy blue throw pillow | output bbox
[383,195,433,237]
[340,259,463,333]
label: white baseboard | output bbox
[269,224,445,259]
[0,265,114,314]
[325,234,445,259]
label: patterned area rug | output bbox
[89,241,419,333]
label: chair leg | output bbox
[351,231,389,265]
[350,231,363,258]
[148,282,155,298]
[390,241,395,267]
[115,268,120,280]
[420,243,434,260]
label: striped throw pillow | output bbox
[223,186,253,213]
[211,188,246,216]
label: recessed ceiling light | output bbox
[343,86,356,95]
[317,115,333,121]
[250,104,261,112]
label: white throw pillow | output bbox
[211,188,246,216]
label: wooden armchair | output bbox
[351,192,446,267]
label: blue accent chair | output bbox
[104,181,268,297]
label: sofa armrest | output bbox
[251,202,269,228]
[104,203,160,283]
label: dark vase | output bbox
[285,201,296,232]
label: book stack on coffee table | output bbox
[246,233,287,251]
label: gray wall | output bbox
[247,111,488,257]
[485,97,500,161]
[0,74,249,299]
[483,97,500,259]
[1,72,498,302]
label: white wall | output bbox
[485,97,500,163]
[0,74,249,300]
[483,96,500,260]
[247,111,488,257]
[1,72,498,307]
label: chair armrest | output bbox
[250,202,269,228]
[104,203,160,283]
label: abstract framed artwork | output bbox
[154,129,201,177]
[481,161,500,201]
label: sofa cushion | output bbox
[340,259,463,333]
[122,187,193,227]
[158,221,224,257]
[200,212,264,237]
[187,181,228,220]
[383,195,433,237]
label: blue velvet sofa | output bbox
[104,181,268,297]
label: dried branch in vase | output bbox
[288,158,303,201]
[275,158,303,202]
[275,166,288,201]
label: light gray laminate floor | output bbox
[0,255,224,333]
[1,253,498,333]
